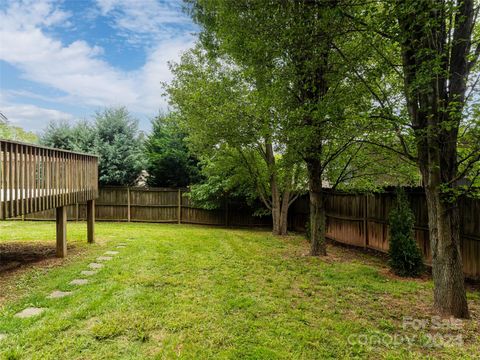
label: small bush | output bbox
[388,189,424,277]
[305,219,311,241]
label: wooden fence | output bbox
[289,190,480,280]
[14,186,479,279]
[22,186,271,227]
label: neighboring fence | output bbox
[23,186,271,227]
[289,190,480,280]
[17,186,479,279]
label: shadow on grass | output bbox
[0,242,76,274]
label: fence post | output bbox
[363,194,369,249]
[76,203,79,222]
[177,189,181,224]
[127,187,131,222]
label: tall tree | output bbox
[94,107,145,186]
[341,0,479,317]
[394,0,478,318]
[145,113,201,188]
[186,0,374,253]
[41,108,145,186]
[167,48,302,235]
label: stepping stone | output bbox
[105,251,119,255]
[47,290,72,299]
[97,256,112,261]
[0,334,6,341]
[116,246,126,249]
[70,279,89,286]
[14,307,45,318]
[88,263,104,269]
[118,243,127,246]
[81,270,97,276]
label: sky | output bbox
[0,0,198,133]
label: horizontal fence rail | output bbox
[0,139,98,219]
[20,186,271,228]
[8,185,479,279]
[289,190,480,280]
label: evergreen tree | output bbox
[93,107,145,186]
[388,189,424,277]
[145,114,201,188]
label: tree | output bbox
[167,48,304,235]
[340,0,479,317]
[145,113,201,187]
[40,119,93,151]
[394,0,478,318]
[388,188,424,277]
[188,146,273,213]
[93,107,145,186]
[0,114,37,143]
[40,107,145,186]
[186,0,380,252]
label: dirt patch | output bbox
[0,241,84,305]
[0,242,78,274]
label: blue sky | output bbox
[0,0,198,132]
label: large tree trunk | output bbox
[307,157,327,256]
[266,142,283,235]
[395,0,473,319]
[279,190,291,235]
[424,185,469,318]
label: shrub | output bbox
[388,189,424,277]
[305,219,311,240]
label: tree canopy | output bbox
[40,107,145,186]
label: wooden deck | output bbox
[1,139,98,257]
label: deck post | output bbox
[56,206,67,258]
[87,199,95,243]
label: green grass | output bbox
[0,222,478,359]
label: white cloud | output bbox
[95,0,192,43]
[0,0,196,130]
[0,102,75,131]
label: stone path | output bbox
[9,241,127,328]
[96,256,113,261]
[70,279,89,286]
[88,263,104,269]
[47,290,72,299]
[0,333,7,341]
[81,270,97,276]
[15,307,45,318]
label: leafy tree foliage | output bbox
[40,119,94,152]
[0,116,38,143]
[339,0,479,318]
[93,108,145,186]
[185,0,412,251]
[188,147,270,213]
[167,48,305,235]
[145,113,201,188]
[40,107,145,186]
[388,189,424,277]
[185,0,479,318]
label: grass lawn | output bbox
[0,222,479,359]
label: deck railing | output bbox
[0,139,98,219]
